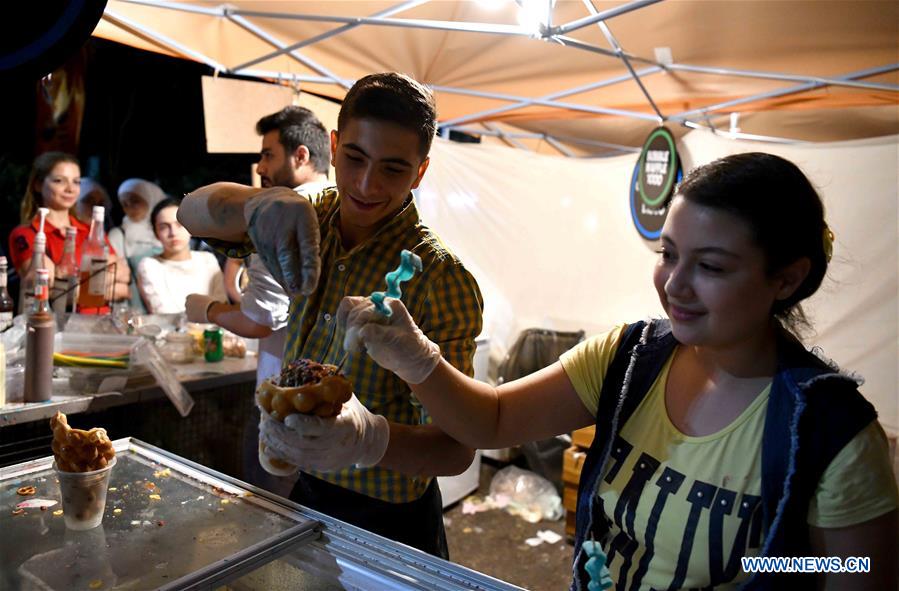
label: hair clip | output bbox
[822,225,835,263]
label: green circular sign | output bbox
[638,127,677,207]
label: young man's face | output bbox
[331,118,429,240]
[257,130,298,188]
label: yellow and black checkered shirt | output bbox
[214,187,483,503]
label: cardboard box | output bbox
[563,446,587,485]
[572,425,595,449]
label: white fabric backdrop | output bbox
[416,131,898,435]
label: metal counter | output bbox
[1,357,257,427]
[1,438,524,591]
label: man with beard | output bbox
[185,106,330,496]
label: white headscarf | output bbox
[117,178,166,213]
[112,178,165,259]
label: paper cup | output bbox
[54,457,116,531]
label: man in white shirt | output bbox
[184,106,330,494]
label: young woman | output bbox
[292,153,897,590]
[8,152,130,309]
[136,198,226,314]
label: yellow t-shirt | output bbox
[560,324,898,590]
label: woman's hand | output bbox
[337,296,441,384]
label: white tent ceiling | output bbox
[93,0,899,156]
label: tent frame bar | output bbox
[549,0,663,36]
[582,0,664,121]
[450,126,640,153]
[668,63,899,93]
[231,0,432,72]
[440,66,662,127]
[227,13,350,89]
[110,0,899,155]
[432,84,660,121]
[103,9,228,72]
[670,63,899,121]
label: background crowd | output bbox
[5,152,229,317]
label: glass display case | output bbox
[1,438,523,590]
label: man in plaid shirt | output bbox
[179,73,483,558]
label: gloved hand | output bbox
[337,296,441,385]
[244,186,321,296]
[258,394,389,472]
[184,294,218,323]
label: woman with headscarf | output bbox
[109,179,165,313]
[108,178,164,262]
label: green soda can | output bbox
[203,327,224,362]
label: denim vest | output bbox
[571,319,876,590]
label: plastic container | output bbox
[54,457,116,530]
[159,332,195,364]
[5,365,25,403]
[54,332,141,369]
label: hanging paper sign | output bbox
[630,127,680,240]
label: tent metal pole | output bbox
[440,67,662,127]
[681,120,806,145]
[582,0,664,121]
[669,63,899,121]
[550,0,663,36]
[543,136,576,157]
[551,35,659,67]
[102,10,228,72]
[228,10,532,37]
[231,0,431,74]
[118,0,222,16]
[482,123,532,151]
[232,70,337,85]
[432,85,661,121]
[226,14,350,88]
[668,63,899,93]
[449,126,640,152]
[550,134,640,152]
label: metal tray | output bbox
[0,438,318,590]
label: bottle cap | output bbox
[65,226,78,237]
[37,207,49,234]
[0,256,6,265]
[92,205,105,220]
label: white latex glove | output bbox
[184,294,217,323]
[337,296,441,385]
[258,394,389,472]
[244,186,321,296]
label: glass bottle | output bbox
[25,269,55,403]
[77,206,110,310]
[0,256,14,332]
[21,207,50,314]
[51,227,80,327]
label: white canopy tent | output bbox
[93,0,899,155]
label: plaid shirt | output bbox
[213,187,483,502]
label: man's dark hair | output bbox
[256,106,330,174]
[338,73,437,159]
